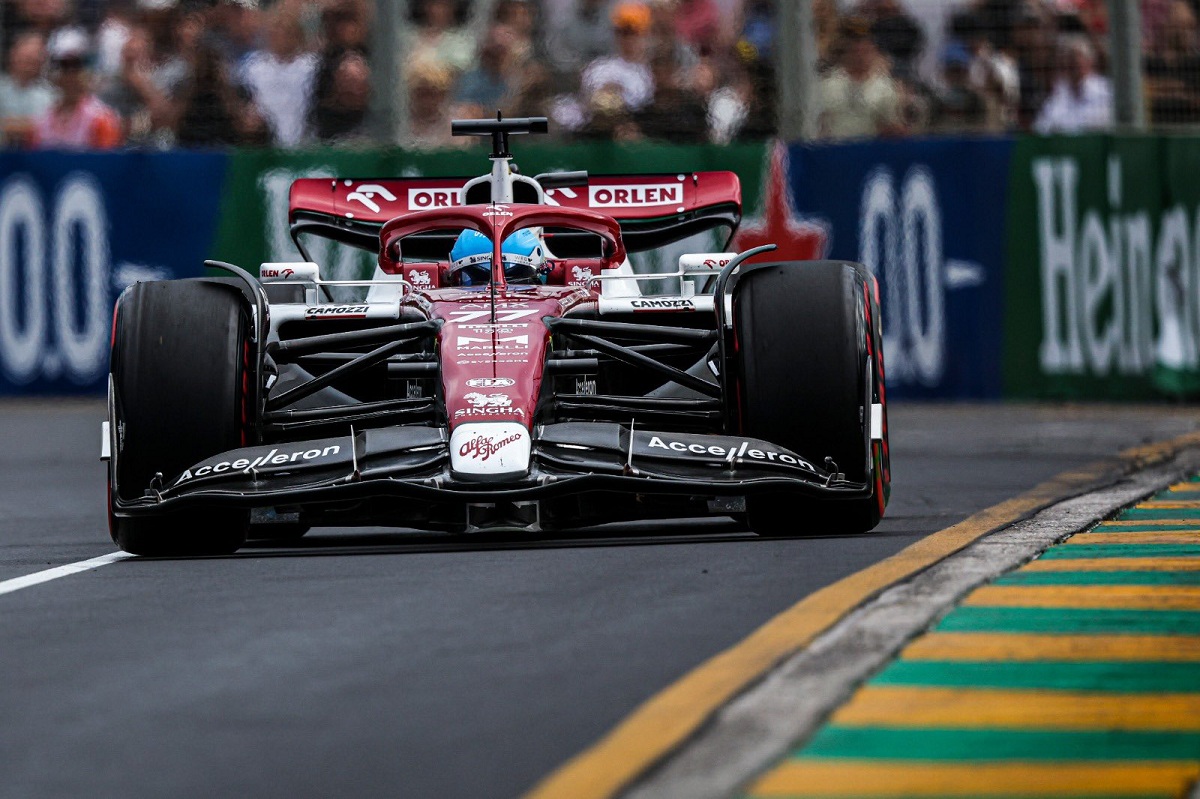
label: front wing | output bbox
[110,423,875,520]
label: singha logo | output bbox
[571,265,595,287]
[409,270,432,288]
[464,392,512,408]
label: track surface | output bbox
[1,400,1196,799]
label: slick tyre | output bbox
[108,279,252,556]
[733,261,886,537]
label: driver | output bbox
[449,228,547,287]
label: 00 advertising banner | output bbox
[0,151,226,394]
[788,137,1013,399]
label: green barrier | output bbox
[1005,134,1200,399]
[210,143,767,287]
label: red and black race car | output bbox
[103,116,889,555]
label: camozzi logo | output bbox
[630,298,694,311]
[305,305,369,319]
[459,433,521,461]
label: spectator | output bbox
[648,0,698,75]
[638,53,706,141]
[241,8,317,147]
[818,17,904,139]
[33,29,122,149]
[1145,0,1200,123]
[152,9,205,104]
[580,1,655,113]
[208,0,264,76]
[866,0,924,81]
[0,32,56,147]
[313,51,371,144]
[407,60,458,150]
[8,0,70,53]
[94,2,134,79]
[493,0,536,68]
[545,0,614,79]
[309,0,370,144]
[929,40,988,132]
[1011,7,1056,129]
[175,43,243,147]
[453,25,515,118]
[673,0,720,51]
[403,0,473,77]
[739,0,774,63]
[98,25,167,145]
[1033,35,1112,133]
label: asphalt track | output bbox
[1,400,1197,799]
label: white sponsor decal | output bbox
[460,433,520,460]
[449,422,531,476]
[454,405,526,419]
[630,298,695,311]
[346,183,397,214]
[482,203,513,217]
[465,392,511,408]
[589,183,681,208]
[646,436,814,469]
[408,188,461,209]
[466,377,515,388]
[409,269,432,287]
[305,305,370,319]
[570,265,595,286]
[447,309,538,323]
[174,445,342,486]
[457,334,529,350]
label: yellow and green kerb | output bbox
[743,478,1200,798]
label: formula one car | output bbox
[103,116,889,555]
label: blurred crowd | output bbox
[0,0,1191,150]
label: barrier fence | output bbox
[4,134,1200,402]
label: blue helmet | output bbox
[449,228,546,286]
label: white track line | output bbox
[0,552,133,597]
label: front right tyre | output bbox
[731,260,888,537]
[108,279,252,556]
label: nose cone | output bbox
[450,422,531,480]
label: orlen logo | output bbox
[589,183,681,208]
[459,433,521,461]
[346,183,397,214]
[466,377,515,388]
[261,267,294,279]
[409,188,461,208]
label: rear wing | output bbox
[288,172,741,258]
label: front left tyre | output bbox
[108,279,253,556]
